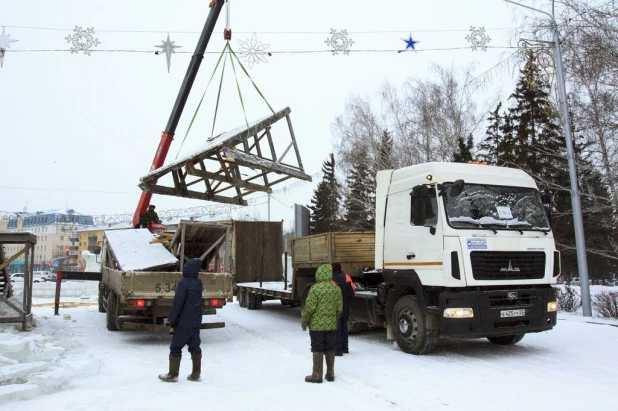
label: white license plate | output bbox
[500,309,526,318]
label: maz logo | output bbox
[500,260,521,272]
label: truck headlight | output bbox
[443,308,474,318]
[547,302,558,312]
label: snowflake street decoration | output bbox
[237,33,270,68]
[402,34,419,51]
[466,26,491,51]
[65,26,100,56]
[0,27,19,68]
[325,29,354,56]
[155,34,182,73]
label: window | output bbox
[410,185,438,226]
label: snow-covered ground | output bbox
[2,292,617,411]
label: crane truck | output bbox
[236,162,560,354]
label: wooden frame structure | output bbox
[139,107,312,205]
[168,221,231,272]
[0,233,36,330]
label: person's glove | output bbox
[301,322,308,331]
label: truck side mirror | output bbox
[449,179,465,196]
[93,246,102,256]
[541,189,552,226]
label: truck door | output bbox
[383,185,444,286]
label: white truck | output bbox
[343,161,560,354]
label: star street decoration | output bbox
[402,34,419,51]
[0,26,19,67]
[155,34,182,73]
[466,26,491,51]
[65,26,100,56]
[325,29,354,56]
[237,33,270,68]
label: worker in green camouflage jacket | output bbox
[301,264,342,383]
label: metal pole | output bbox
[505,0,591,316]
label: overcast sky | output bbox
[0,0,547,227]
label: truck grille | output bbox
[470,251,546,280]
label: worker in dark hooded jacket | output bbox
[158,258,203,382]
[331,262,356,356]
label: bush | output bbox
[554,286,581,313]
[592,291,618,319]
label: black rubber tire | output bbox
[106,291,119,331]
[391,295,438,355]
[254,294,262,309]
[247,293,258,310]
[238,288,247,308]
[487,334,525,345]
[98,282,106,313]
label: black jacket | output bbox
[167,258,203,329]
[331,270,355,317]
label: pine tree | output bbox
[451,133,475,163]
[376,129,394,171]
[308,153,342,234]
[343,158,374,232]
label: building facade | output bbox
[0,209,94,273]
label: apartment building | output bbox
[1,208,94,273]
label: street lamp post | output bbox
[504,0,592,316]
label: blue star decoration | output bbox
[403,34,419,51]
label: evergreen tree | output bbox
[343,157,374,232]
[308,153,342,234]
[451,133,475,163]
[376,129,394,171]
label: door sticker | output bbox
[466,238,487,250]
[496,206,514,219]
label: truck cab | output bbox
[359,162,559,354]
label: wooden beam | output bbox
[140,183,248,205]
[185,165,272,193]
[222,148,312,181]
[199,233,226,261]
[0,248,25,271]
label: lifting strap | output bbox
[176,42,275,158]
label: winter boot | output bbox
[187,354,202,382]
[305,352,324,383]
[343,347,349,354]
[325,350,335,382]
[158,355,181,382]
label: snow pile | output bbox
[0,315,100,404]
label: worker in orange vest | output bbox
[331,262,356,356]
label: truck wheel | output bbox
[98,281,106,313]
[238,289,247,308]
[487,334,525,345]
[391,295,437,355]
[106,291,119,331]
[248,293,262,310]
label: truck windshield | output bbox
[443,183,550,231]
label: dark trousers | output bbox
[309,330,336,352]
[170,327,202,357]
[335,316,349,352]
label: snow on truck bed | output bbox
[104,229,178,271]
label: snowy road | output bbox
[4,299,618,411]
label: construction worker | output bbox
[331,262,356,356]
[158,258,203,382]
[301,264,342,383]
[145,205,161,225]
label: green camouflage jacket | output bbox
[301,264,342,331]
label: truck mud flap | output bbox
[200,322,225,329]
[118,318,225,331]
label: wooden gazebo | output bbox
[0,232,36,330]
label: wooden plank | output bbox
[222,148,313,181]
[185,165,272,193]
[0,248,25,271]
[140,183,248,205]
[199,233,226,261]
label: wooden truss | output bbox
[139,107,312,206]
[0,233,36,330]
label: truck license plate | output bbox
[500,309,526,318]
